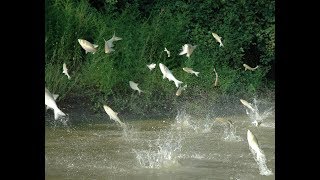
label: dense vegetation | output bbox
[45,0,275,117]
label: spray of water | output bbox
[222,124,243,142]
[133,132,182,169]
[244,98,274,127]
[248,146,273,176]
[172,109,214,133]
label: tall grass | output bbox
[45,0,275,115]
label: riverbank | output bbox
[47,89,275,124]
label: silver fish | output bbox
[176,84,187,96]
[243,64,259,71]
[78,39,98,54]
[240,99,255,112]
[103,105,126,128]
[45,94,59,111]
[164,47,170,57]
[45,87,66,120]
[147,63,156,71]
[247,129,263,157]
[104,38,115,53]
[62,63,71,80]
[212,32,224,47]
[213,68,218,86]
[159,63,183,88]
[183,67,200,76]
[104,32,122,54]
[129,81,143,94]
[179,44,196,58]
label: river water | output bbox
[45,102,275,180]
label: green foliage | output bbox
[45,0,275,115]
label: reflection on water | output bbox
[46,108,275,179]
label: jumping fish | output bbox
[211,32,224,47]
[104,32,122,54]
[176,84,187,96]
[147,63,156,71]
[45,94,59,111]
[78,39,98,54]
[159,63,183,88]
[213,68,218,86]
[129,81,143,94]
[247,129,273,175]
[243,64,259,71]
[164,47,171,57]
[104,38,115,53]
[45,87,66,120]
[240,99,255,112]
[103,105,126,128]
[179,44,197,58]
[62,63,71,80]
[247,129,263,157]
[183,67,200,77]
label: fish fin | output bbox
[53,94,59,100]
[195,72,200,77]
[93,44,99,48]
[85,51,88,54]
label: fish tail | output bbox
[54,107,66,120]
[174,80,183,88]
[195,72,200,77]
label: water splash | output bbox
[244,98,274,127]
[249,146,273,176]
[133,132,182,169]
[173,109,192,130]
[214,118,243,142]
[172,110,213,133]
[46,114,70,128]
[222,124,243,142]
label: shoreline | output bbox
[47,91,275,123]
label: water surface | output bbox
[46,110,275,180]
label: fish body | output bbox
[243,64,259,71]
[176,84,187,96]
[129,81,143,94]
[247,129,263,156]
[179,44,196,58]
[213,68,218,86]
[240,99,255,112]
[104,33,122,54]
[62,63,71,80]
[147,63,156,71]
[103,105,126,127]
[104,38,115,53]
[164,47,171,57]
[183,67,200,76]
[46,94,59,111]
[45,87,66,120]
[211,32,224,47]
[159,63,183,88]
[78,39,98,54]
